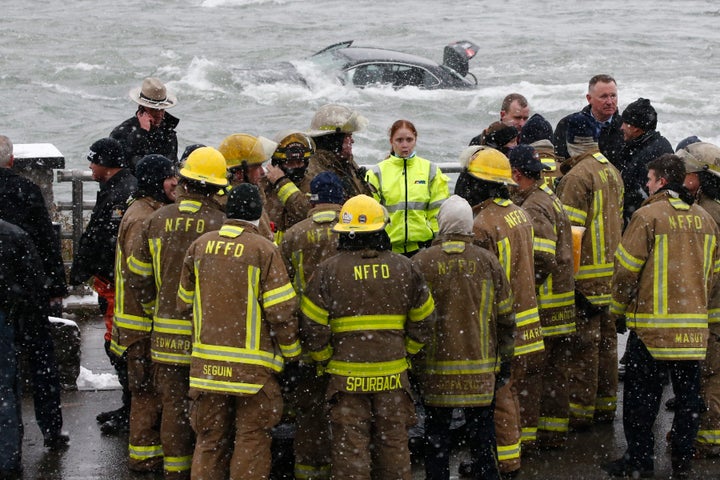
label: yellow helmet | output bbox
[307,104,368,137]
[466,146,518,186]
[178,147,229,187]
[218,133,276,169]
[333,194,389,233]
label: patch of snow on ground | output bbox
[76,366,120,391]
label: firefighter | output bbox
[218,133,276,241]
[603,154,720,478]
[455,146,544,477]
[412,194,515,480]
[280,172,345,479]
[305,104,373,200]
[508,145,576,450]
[126,146,227,480]
[263,131,315,242]
[300,194,435,480]
[177,183,300,480]
[678,142,720,457]
[555,113,624,429]
[111,154,177,472]
[518,113,564,190]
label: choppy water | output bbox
[3,0,720,200]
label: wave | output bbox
[200,0,288,7]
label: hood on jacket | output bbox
[438,194,473,235]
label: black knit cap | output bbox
[676,135,701,152]
[136,155,175,193]
[565,112,598,144]
[519,113,553,145]
[181,143,206,163]
[481,122,519,149]
[87,137,126,168]
[622,98,657,131]
[310,171,345,204]
[508,145,549,173]
[226,183,263,221]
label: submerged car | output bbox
[309,40,479,89]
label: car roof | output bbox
[333,46,441,69]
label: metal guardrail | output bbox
[56,170,93,260]
[53,163,463,260]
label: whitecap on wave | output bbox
[201,0,288,7]
[36,81,115,101]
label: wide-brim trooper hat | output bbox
[129,77,177,109]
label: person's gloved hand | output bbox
[615,314,627,334]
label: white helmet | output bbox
[307,104,368,137]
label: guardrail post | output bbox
[57,169,93,261]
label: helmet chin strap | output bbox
[281,165,307,183]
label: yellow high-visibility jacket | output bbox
[366,154,449,254]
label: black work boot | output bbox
[601,457,654,478]
[100,412,130,435]
[96,405,129,424]
[44,431,70,450]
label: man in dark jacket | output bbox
[0,135,67,307]
[0,135,68,450]
[70,137,137,432]
[0,219,52,477]
[110,77,179,172]
[554,74,624,165]
[616,98,673,226]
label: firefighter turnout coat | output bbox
[280,203,341,295]
[127,192,226,366]
[112,196,166,354]
[412,233,515,407]
[511,181,576,337]
[305,149,372,201]
[260,175,312,239]
[611,190,720,361]
[177,219,301,395]
[556,149,624,307]
[695,193,720,454]
[472,198,543,356]
[300,247,435,396]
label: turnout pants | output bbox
[697,332,720,455]
[515,350,545,448]
[623,331,703,471]
[292,366,331,479]
[493,378,521,473]
[567,302,617,428]
[537,335,572,447]
[155,364,194,480]
[189,380,283,480]
[329,389,416,480]
[127,339,163,472]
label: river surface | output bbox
[3,0,720,200]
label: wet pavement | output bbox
[18,316,720,479]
